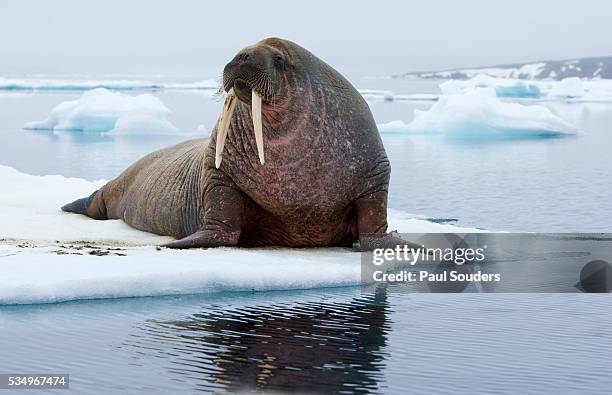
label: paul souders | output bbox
[374,270,501,283]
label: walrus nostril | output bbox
[237,52,250,62]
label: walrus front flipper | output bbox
[162,230,241,249]
[61,190,107,219]
[163,170,246,249]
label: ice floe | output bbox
[359,89,439,103]
[547,77,586,98]
[0,165,171,245]
[377,120,412,134]
[23,88,180,135]
[363,76,612,104]
[358,89,395,102]
[110,114,179,136]
[0,77,218,91]
[441,74,543,98]
[380,89,579,137]
[0,165,482,305]
[0,244,364,305]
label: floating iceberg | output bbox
[377,120,412,134]
[393,93,440,101]
[0,165,482,305]
[0,77,218,91]
[440,74,612,101]
[23,88,179,135]
[547,77,586,98]
[394,89,578,138]
[160,80,219,90]
[358,89,395,102]
[441,74,543,98]
[110,114,179,136]
[358,89,439,103]
[493,82,542,98]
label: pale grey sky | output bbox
[1,0,611,78]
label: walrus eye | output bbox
[273,54,285,68]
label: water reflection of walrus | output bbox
[136,290,389,393]
[62,37,395,249]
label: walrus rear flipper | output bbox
[61,190,106,219]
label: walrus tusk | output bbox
[252,90,265,165]
[215,88,237,168]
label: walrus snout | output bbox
[216,43,288,168]
[222,45,281,103]
[224,49,258,93]
[223,72,263,104]
[217,45,273,168]
[232,79,253,104]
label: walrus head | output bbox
[222,38,291,104]
[216,38,298,168]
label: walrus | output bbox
[62,37,395,250]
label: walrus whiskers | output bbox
[252,90,265,165]
[215,88,237,168]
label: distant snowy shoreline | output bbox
[394,56,612,80]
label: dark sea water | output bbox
[1,290,611,394]
[0,79,611,393]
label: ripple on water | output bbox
[125,290,392,394]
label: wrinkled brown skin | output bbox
[62,38,395,250]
